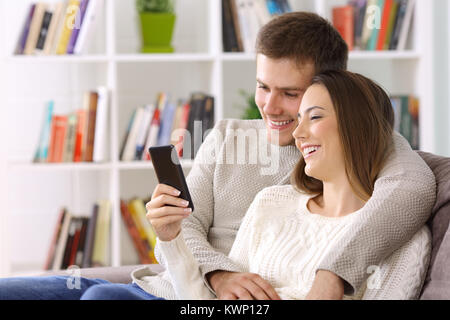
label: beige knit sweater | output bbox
[158,185,432,300]
[131,119,436,299]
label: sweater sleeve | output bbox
[317,132,436,295]
[158,231,216,300]
[154,120,243,293]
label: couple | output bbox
[0,12,435,300]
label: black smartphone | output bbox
[149,145,194,211]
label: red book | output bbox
[48,115,68,163]
[176,102,191,157]
[43,208,67,270]
[332,6,354,51]
[73,109,87,162]
[68,220,82,266]
[376,0,393,50]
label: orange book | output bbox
[73,108,87,162]
[48,115,68,163]
[376,0,393,51]
[83,92,99,162]
[332,6,354,51]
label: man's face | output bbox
[255,54,315,146]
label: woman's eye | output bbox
[310,116,321,120]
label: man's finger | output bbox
[250,276,281,300]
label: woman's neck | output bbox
[309,176,367,218]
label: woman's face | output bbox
[292,84,345,181]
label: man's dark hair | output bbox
[256,11,349,73]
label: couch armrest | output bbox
[37,264,165,284]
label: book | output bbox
[389,0,408,50]
[128,198,157,262]
[383,0,399,50]
[135,104,155,160]
[62,216,79,269]
[43,2,65,55]
[48,115,68,163]
[67,0,90,54]
[62,112,78,162]
[91,200,111,267]
[35,7,54,52]
[56,0,81,55]
[74,0,102,54]
[52,210,72,270]
[73,107,88,162]
[157,101,177,146]
[376,0,393,50]
[396,0,415,50]
[83,91,99,162]
[24,2,47,55]
[350,0,368,50]
[120,200,153,264]
[75,217,90,266]
[82,204,99,268]
[332,6,355,51]
[361,0,378,49]
[186,93,207,159]
[15,4,36,55]
[122,106,145,161]
[93,86,109,162]
[119,109,136,161]
[34,100,54,163]
[141,108,161,160]
[234,0,253,53]
[229,0,244,52]
[222,0,240,52]
[174,101,191,157]
[366,0,385,50]
[44,208,67,270]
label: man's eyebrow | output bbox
[256,79,303,91]
[297,106,325,118]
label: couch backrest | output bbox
[416,151,450,299]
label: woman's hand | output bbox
[146,183,192,242]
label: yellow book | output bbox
[91,199,111,267]
[55,0,80,54]
[128,198,158,250]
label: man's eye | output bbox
[285,92,298,98]
[257,85,269,91]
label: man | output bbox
[140,12,436,300]
[0,12,435,300]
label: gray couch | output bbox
[38,151,450,299]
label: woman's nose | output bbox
[292,119,306,140]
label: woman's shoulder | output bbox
[254,184,310,204]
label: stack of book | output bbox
[33,87,109,163]
[332,0,416,51]
[120,92,215,161]
[222,0,292,53]
[120,197,158,265]
[44,200,111,270]
[391,95,419,150]
[15,0,102,56]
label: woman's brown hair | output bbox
[291,70,395,201]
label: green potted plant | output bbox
[238,89,262,120]
[136,0,176,53]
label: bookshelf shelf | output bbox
[0,0,438,277]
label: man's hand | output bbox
[207,270,281,300]
[305,270,344,300]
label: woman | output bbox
[148,70,431,300]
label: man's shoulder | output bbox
[214,118,266,132]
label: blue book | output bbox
[157,102,176,146]
[34,100,54,162]
[367,0,385,50]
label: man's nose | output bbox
[264,93,283,115]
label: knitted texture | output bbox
[132,119,436,299]
[157,185,431,300]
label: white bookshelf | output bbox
[0,0,437,277]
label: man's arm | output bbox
[317,132,436,295]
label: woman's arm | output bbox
[158,231,216,300]
[317,132,436,295]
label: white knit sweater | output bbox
[158,185,432,300]
[131,119,436,299]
